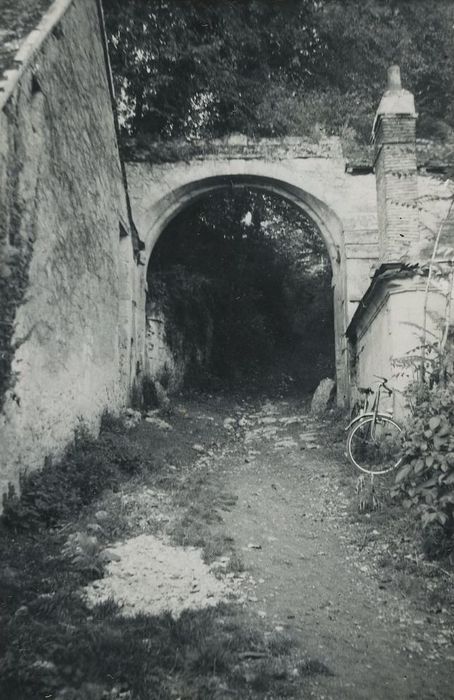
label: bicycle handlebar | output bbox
[373,375,392,395]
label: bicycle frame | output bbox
[345,376,402,474]
[345,411,377,433]
[345,379,392,434]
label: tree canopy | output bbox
[103,0,454,144]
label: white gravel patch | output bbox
[84,534,234,618]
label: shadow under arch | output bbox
[142,173,348,403]
[143,174,344,272]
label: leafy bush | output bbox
[393,376,454,557]
[1,417,152,531]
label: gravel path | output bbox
[217,398,454,699]
[73,394,454,698]
[84,533,235,618]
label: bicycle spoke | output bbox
[348,416,402,474]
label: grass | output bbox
[1,416,154,533]
[0,527,312,699]
[326,433,454,609]
[167,457,240,564]
[0,404,324,699]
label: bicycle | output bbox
[345,377,403,475]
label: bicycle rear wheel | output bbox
[347,415,403,475]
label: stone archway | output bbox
[125,137,380,404]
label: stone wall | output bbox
[145,312,185,392]
[0,0,137,499]
[126,150,380,405]
[144,278,214,394]
[122,134,344,163]
[145,309,213,394]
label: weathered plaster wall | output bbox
[351,275,454,420]
[351,293,394,414]
[0,0,137,498]
[349,163,454,418]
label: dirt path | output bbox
[202,396,454,699]
[49,392,454,698]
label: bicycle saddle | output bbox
[357,387,373,395]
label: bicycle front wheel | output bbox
[347,415,403,475]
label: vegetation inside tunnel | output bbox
[147,189,334,394]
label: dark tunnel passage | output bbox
[145,187,335,397]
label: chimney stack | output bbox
[373,65,419,262]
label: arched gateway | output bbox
[1,0,451,503]
[125,136,379,404]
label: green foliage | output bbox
[150,265,214,351]
[0,595,309,699]
[1,417,152,531]
[104,0,454,144]
[61,532,104,577]
[394,340,454,557]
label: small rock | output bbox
[14,605,29,618]
[311,378,336,415]
[124,408,142,419]
[95,510,109,522]
[154,380,171,411]
[30,659,58,673]
[275,438,298,449]
[145,417,172,430]
[0,565,18,584]
[192,444,205,452]
[260,416,277,425]
[100,549,122,563]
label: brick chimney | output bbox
[372,65,419,262]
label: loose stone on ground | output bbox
[84,534,238,618]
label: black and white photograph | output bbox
[1,0,454,697]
